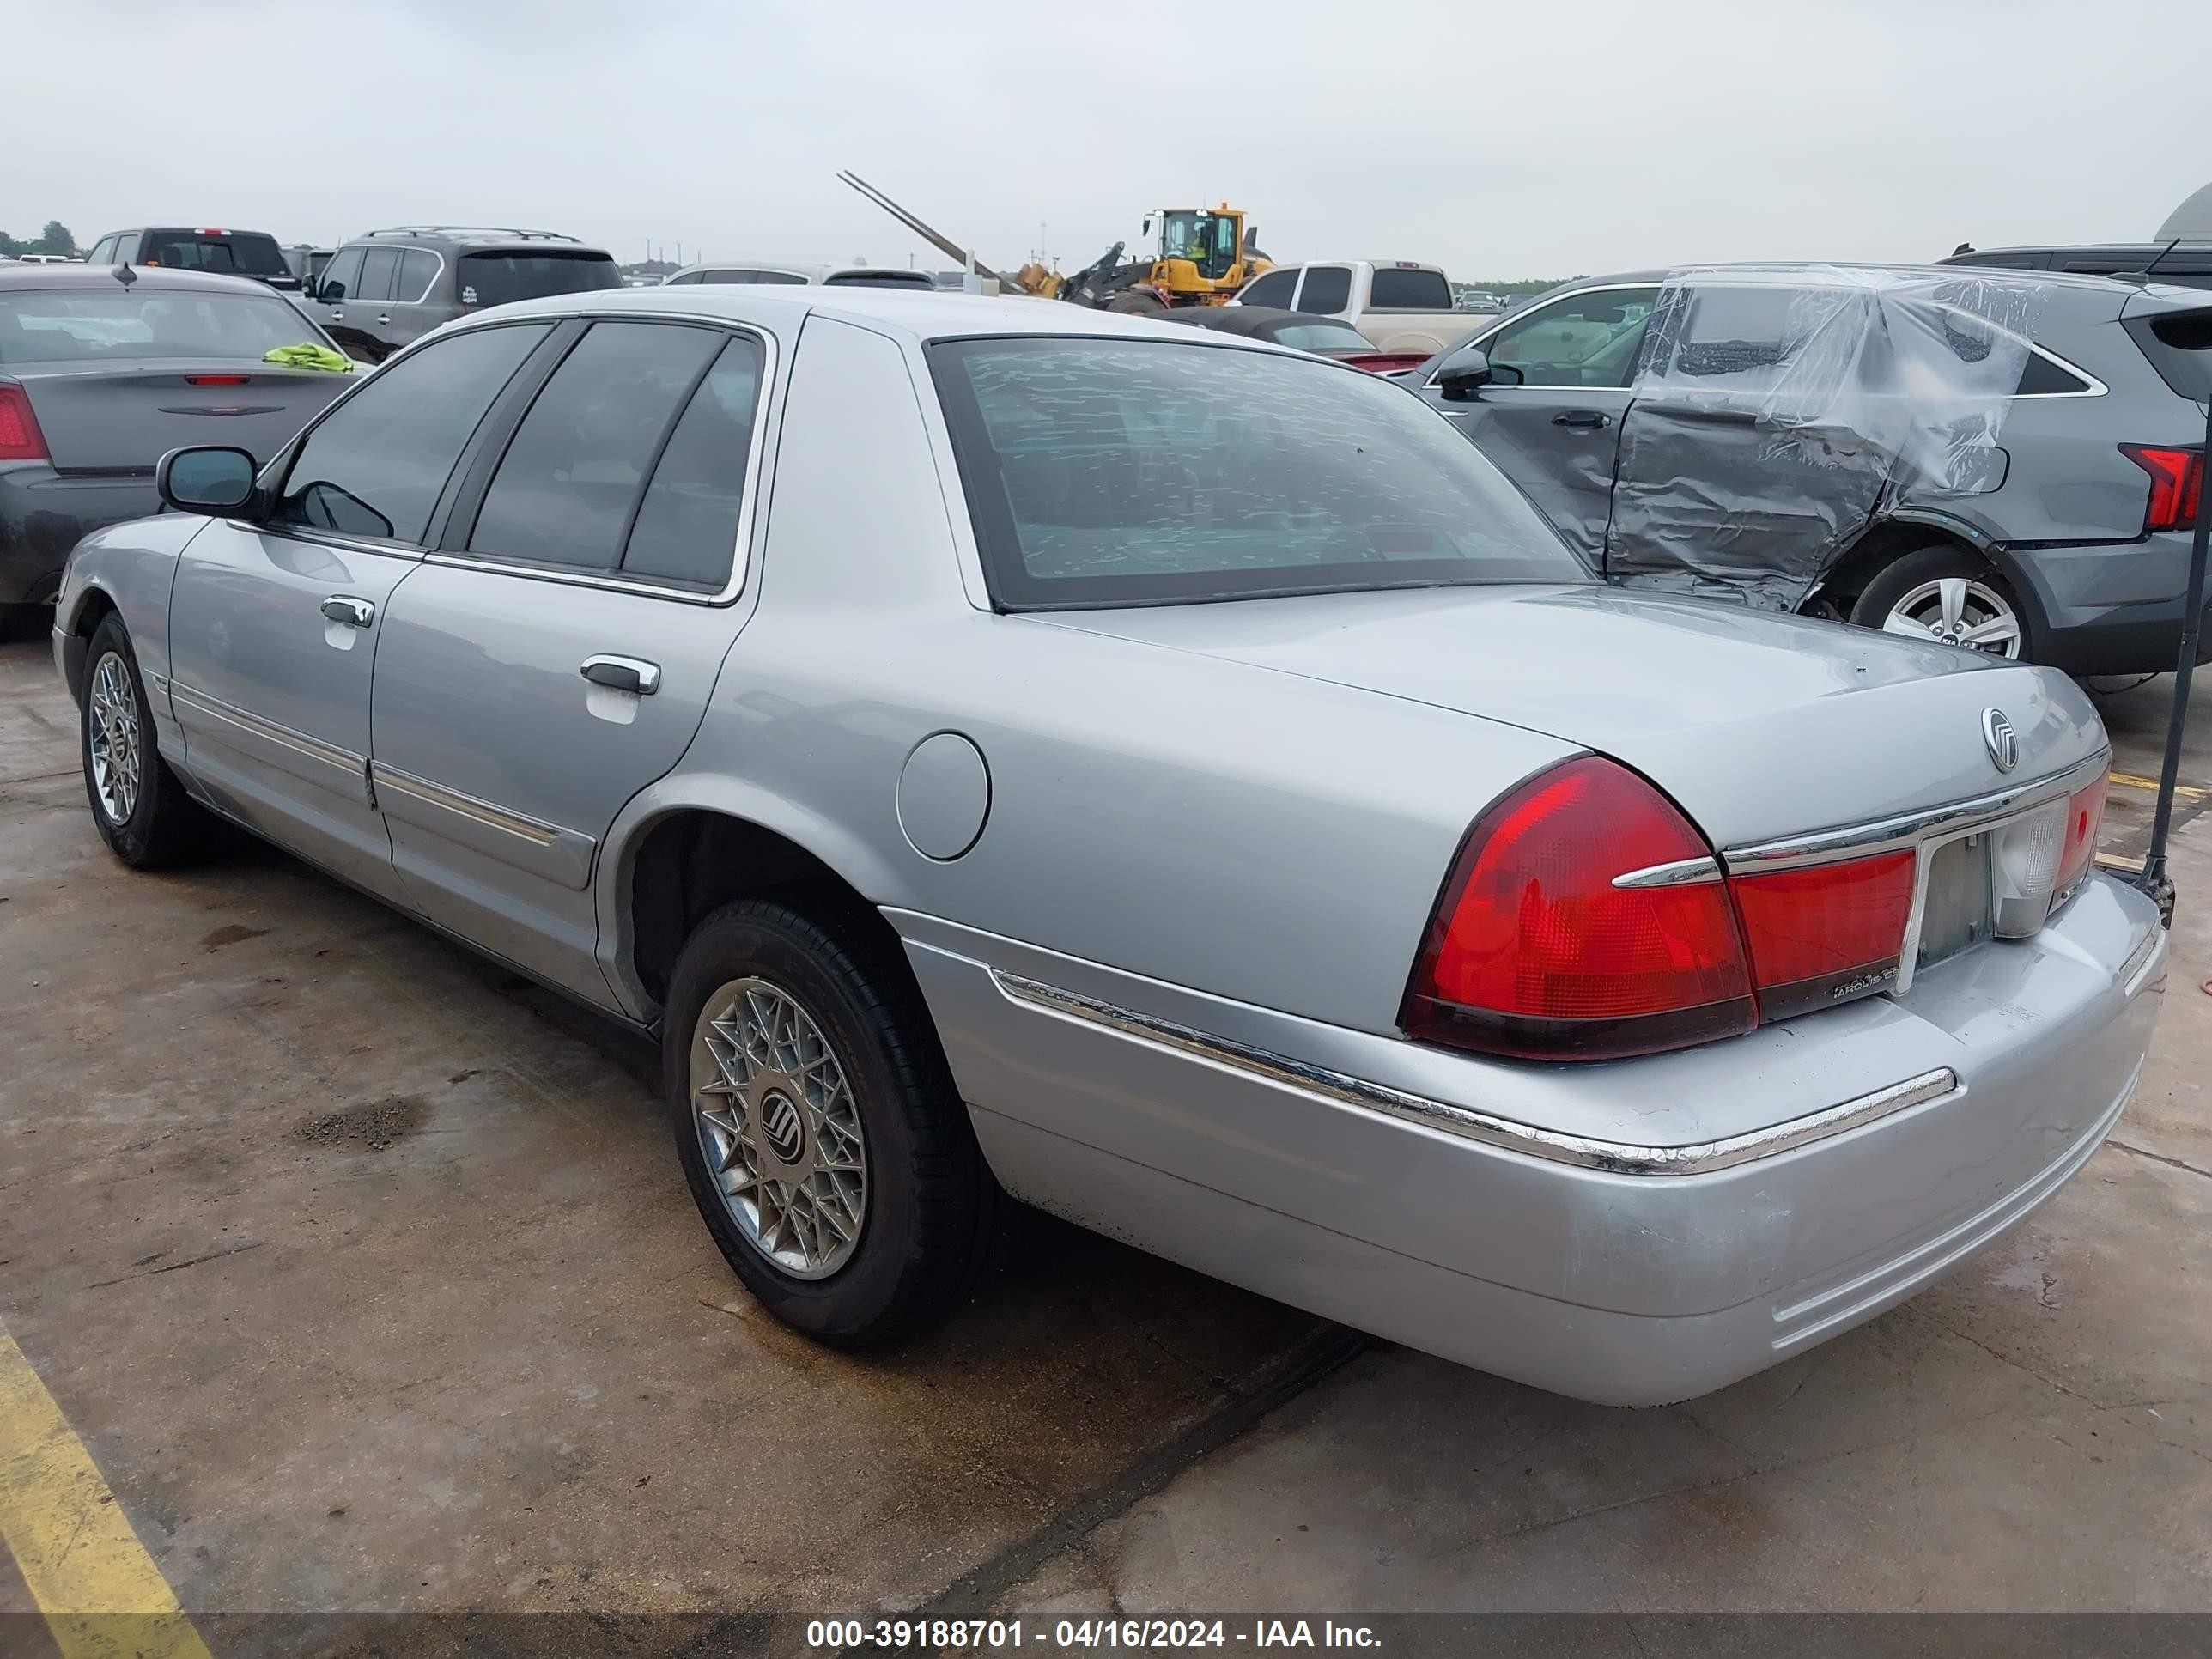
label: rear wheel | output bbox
[79,616,213,868]
[664,898,994,1346]
[1850,545,2030,660]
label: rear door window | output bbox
[1370,267,1453,309]
[457,250,623,307]
[1480,287,1659,387]
[1293,265,1352,314]
[466,322,725,570]
[620,336,768,586]
[271,323,550,544]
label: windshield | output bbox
[0,289,335,365]
[1158,211,1240,283]
[458,250,623,307]
[928,337,1584,609]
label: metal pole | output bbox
[2137,392,2212,917]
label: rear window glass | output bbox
[2125,309,2212,401]
[140,229,289,278]
[1370,268,1452,309]
[1268,321,1374,353]
[927,337,1583,609]
[824,270,935,289]
[458,250,623,307]
[0,290,335,365]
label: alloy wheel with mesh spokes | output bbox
[88,651,143,824]
[690,976,869,1279]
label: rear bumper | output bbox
[2003,531,2212,675]
[0,467,158,605]
[902,876,2166,1407]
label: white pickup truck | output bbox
[1229,260,1491,361]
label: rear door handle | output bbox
[1552,410,1611,429]
[320,595,375,628]
[580,655,660,696]
[374,314,392,325]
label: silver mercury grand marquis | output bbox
[52,286,2166,1407]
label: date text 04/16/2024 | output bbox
[805,1619,1383,1649]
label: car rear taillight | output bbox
[186,374,249,386]
[2120,444,2204,532]
[0,382,48,462]
[2054,769,2108,903]
[1342,352,1431,374]
[1401,757,1757,1060]
[1727,852,1917,1021]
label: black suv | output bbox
[1940,242,2212,291]
[306,227,622,362]
[82,227,301,292]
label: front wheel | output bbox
[1104,289,1169,315]
[79,616,213,867]
[664,899,994,1346]
[1850,545,2031,660]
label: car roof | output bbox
[349,228,612,255]
[470,283,1303,351]
[0,263,292,295]
[1545,262,2210,307]
[666,261,928,283]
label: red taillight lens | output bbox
[2120,445,2204,533]
[2055,770,2107,901]
[0,383,48,462]
[1726,851,1917,1021]
[1401,757,1756,1060]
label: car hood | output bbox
[1032,584,2108,847]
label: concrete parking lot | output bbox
[3,634,2209,1652]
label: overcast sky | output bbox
[9,0,2209,278]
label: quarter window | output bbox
[270,323,550,544]
[467,322,725,571]
[620,337,767,587]
[396,249,441,303]
[1480,288,1660,387]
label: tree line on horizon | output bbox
[1,222,77,258]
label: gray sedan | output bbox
[1,263,355,617]
[51,287,2166,1406]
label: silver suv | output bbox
[307,226,621,362]
[1413,265,2212,675]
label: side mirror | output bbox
[157,446,258,516]
[1435,347,1522,400]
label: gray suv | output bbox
[1413,266,2212,675]
[307,227,621,362]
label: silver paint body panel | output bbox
[52,286,2165,1405]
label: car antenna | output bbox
[112,261,137,288]
[2114,236,2182,288]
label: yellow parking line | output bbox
[2111,771,2210,800]
[0,1318,212,1659]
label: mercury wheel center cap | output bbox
[759,1089,806,1166]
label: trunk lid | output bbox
[13,361,351,472]
[1036,585,2107,847]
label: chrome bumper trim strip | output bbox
[990,969,1960,1177]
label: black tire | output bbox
[79,616,213,868]
[1105,289,1168,315]
[663,897,995,1346]
[1849,544,2034,660]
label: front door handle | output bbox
[320,594,375,628]
[1552,410,1611,430]
[329,308,343,321]
[580,655,661,696]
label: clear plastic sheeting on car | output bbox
[1606,265,2045,611]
